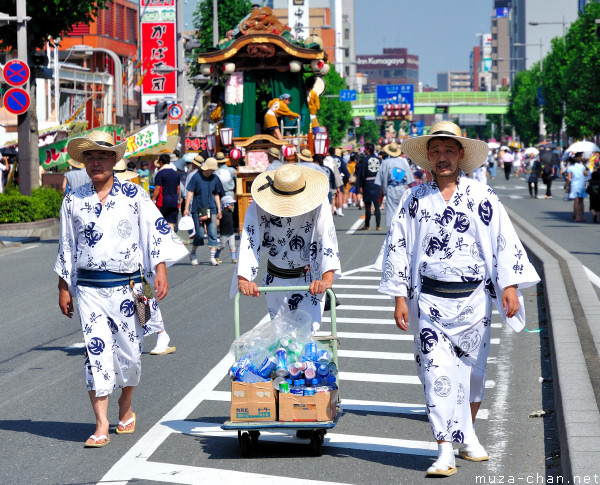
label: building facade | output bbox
[437,71,471,92]
[356,48,419,94]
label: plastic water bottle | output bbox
[290,379,305,395]
[328,361,338,376]
[304,386,316,396]
[239,369,268,383]
[317,363,330,379]
[230,356,252,379]
[317,349,330,363]
[326,375,338,390]
[304,342,317,361]
[287,363,303,380]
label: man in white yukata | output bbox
[375,142,415,228]
[232,164,341,332]
[55,131,188,448]
[376,121,540,477]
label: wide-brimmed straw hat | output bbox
[383,142,402,157]
[114,159,139,181]
[191,154,204,168]
[400,121,489,173]
[268,147,281,159]
[215,151,227,163]
[67,131,127,164]
[297,149,313,162]
[67,158,85,169]
[251,164,328,217]
[201,157,218,171]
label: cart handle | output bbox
[234,286,338,364]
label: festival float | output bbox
[195,7,330,223]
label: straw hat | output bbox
[400,121,489,173]
[383,142,402,157]
[201,157,218,171]
[114,159,139,181]
[67,130,127,164]
[191,154,204,168]
[251,164,328,217]
[268,147,281,159]
[67,158,85,169]
[334,147,342,157]
[215,151,227,163]
[297,149,313,162]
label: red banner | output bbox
[141,22,177,96]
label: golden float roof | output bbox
[197,34,327,71]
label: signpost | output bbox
[168,102,183,123]
[3,87,31,115]
[340,90,357,102]
[3,59,30,86]
[376,84,414,120]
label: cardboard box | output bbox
[278,390,338,422]
[230,380,277,422]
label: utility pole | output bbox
[213,0,219,47]
[177,0,186,155]
[16,0,35,195]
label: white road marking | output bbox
[583,265,600,289]
[0,243,39,257]
[339,371,496,388]
[65,342,85,349]
[346,217,366,235]
[322,317,394,325]
[338,349,414,360]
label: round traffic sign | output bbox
[168,103,183,120]
[3,88,31,115]
[3,59,30,87]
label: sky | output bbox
[354,0,494,87]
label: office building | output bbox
[356,48,419,94]
[437,71,471,92]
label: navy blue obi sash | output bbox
[421,275,482,299]
[77,269,142,288]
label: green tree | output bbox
[562,2,600,139]
[507,66,541,146]
[194,0,251,50]
[0,0,107,195]
[318,65,352,146]
[541,36,568,140]
[354,119,380,145]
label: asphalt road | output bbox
[1,177,591,484]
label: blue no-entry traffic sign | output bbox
[3,87,31,115]
[3,59,30,87]
[168,103,183,120]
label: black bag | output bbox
[324,290,340,311]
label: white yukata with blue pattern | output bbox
[231,199,341,329]
[376,175,540,444]
[54,176,188,397]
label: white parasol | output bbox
[565,140,600,156]
[487,141,500,149]
[524,147,539,156]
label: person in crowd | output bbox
[527,152,542,199]
[152,154,181,232]
[376,121,540,477]
[0,154,7,193]
[314,153,337,204]
[539,146,558,199]
[215,195,237,263]
[296,148,322,172]
[345,152,358,207]
[55,131,187,448]
[233,164,341,333]
[183,157,225,266]
[323,147,345,216]
[264,93,300,141]
[501,147,514,180]
[566,152,590,222]
[375,142,414,228]
[214,151,237,199]
[137,161,150,192]
[62,158,92,195]
[357,142,382,230]
[305,76,321,132]
[332,147,350,216]
[487,148,497,180]
[265,147,284,172]
[585,169,600,223]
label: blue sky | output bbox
[355,0,494,87]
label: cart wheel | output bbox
[309,431,323,456]
[319,430,326,445]
[237,430,242,447]
[240,432,252,457]
[250,430,260,446]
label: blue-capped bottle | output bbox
[326,375,338,390]
[290,378,305,395]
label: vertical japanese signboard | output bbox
[140,0,177,113]
[288,0,310,41]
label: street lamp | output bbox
[68,45,123,122]
[528,16,567,35]
[513,40,545,141]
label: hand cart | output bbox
[222,286,341,457]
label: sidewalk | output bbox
[509,207,600,480]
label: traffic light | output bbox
[155,101,169,120]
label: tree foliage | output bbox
[318,65,352,146]
[193,0,252,51]
[354,119,380,145]
[507,66,541,146]
[541,36,568,139]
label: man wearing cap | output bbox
[376,121,540,477]
[264,93,300,141]
[152,153,181,232]
[357,142,383,230]
[55,131,188,448]
[184,157,225,266]
[62,157,92,195]
[375,142,414,228]
[232,164,341,332]
[214,151,237,199]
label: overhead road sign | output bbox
[3,87,31,115]
[3,59,30,86]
